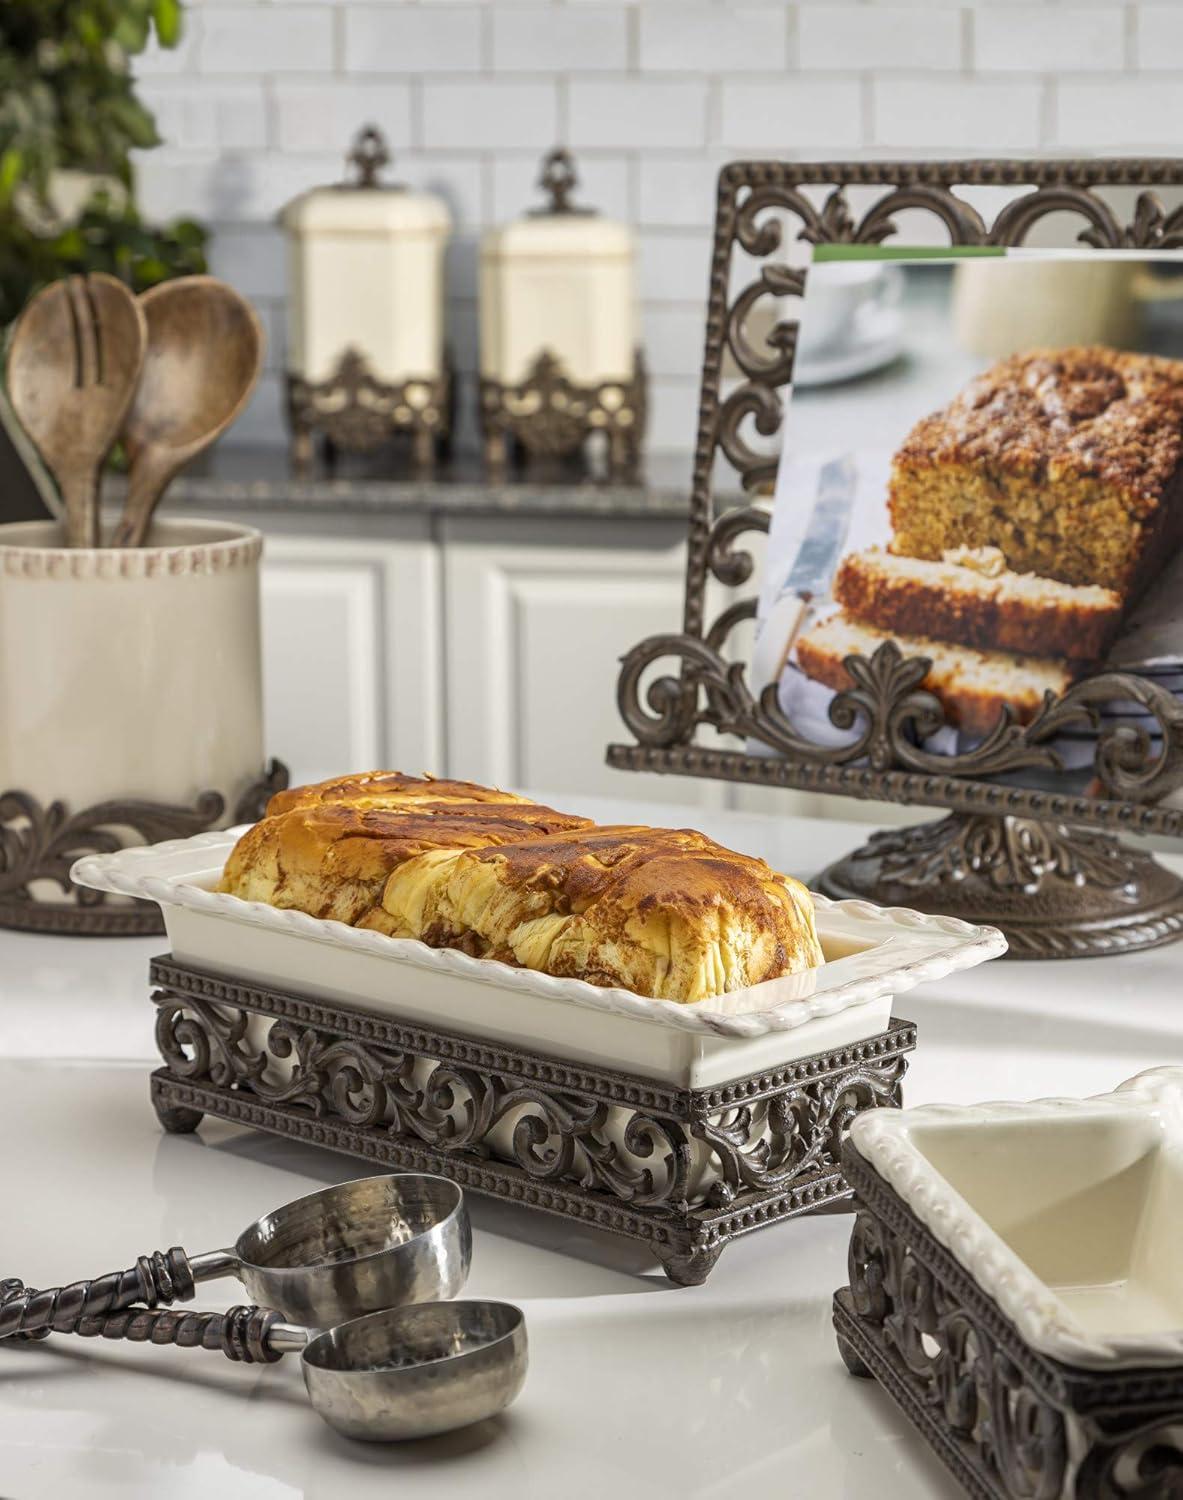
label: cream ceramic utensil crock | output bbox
[0,519,263,821]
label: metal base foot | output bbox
[817,811,1183,959]
[152,1088,204,1135]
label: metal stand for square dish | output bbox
[148,956,915,1286]
[833,1141,1183,1499]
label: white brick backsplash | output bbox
[637,156,723,229]
[569,80,709,149]
[872,78,1042,151]
[646,378,701,453]
[638,6,788,74]
[206,225,286,300]
[799,7,960,72]
[643,304,708,377]
[344,6,483,73]
[637,229,713,304]
[124,0,1175,454]
[399,154,485,226]
[138,83,267,152]
[490,154,632,222]
[197,7,334,74]
[1136,6,1183,71]
[422,81,557,149]
[974,7,1122,73]
[491,6,629,72]
[271,82,413,155]
[719,78,863,150]
[1055,78,1183,150]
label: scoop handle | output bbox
[66,1304,286,1365]
[0,1250,195,1340]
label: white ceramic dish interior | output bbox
[72,827,1005,1090]
[852,1067,1183,1369]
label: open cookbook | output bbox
[750,246,1183,775]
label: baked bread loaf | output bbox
[220,775,824,1003]
[221,798,592,926]
[834,547,1122,661]
[796,613,1074,736]
[888,346,1183,596]
[358,825,822,1003]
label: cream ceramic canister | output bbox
[0,519,263,820]
[281,127,451,386]
[479,148,637,387]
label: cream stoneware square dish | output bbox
[72,827,1005,1089]
[852,1066,1183,1369]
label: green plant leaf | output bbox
[153,0,182,49]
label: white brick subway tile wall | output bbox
[131,0,1161,453]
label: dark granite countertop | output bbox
[145,446,723,521]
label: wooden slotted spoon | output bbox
[5,274,147,547]
[112,276,264,548]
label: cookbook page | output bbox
[748,245,1183,778]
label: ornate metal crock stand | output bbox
[0,762,288,936]
[149,955,914,1285]
[480,347,646,478]
[833,1141,1183,1499]
[608,157,1183,959]
[287,347,452,474]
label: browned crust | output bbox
[795,631,1068,738]
[891,346,1183,509]
[833,554,1122,660]
[267,771,532,818]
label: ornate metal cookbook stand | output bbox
[0,762,288,936]
[607,158,1183,958]
[833,1140,1183,1499]
[149,955,914,1285]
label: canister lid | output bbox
[481,147,632,262]
[281,126,451,236]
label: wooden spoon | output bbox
[5,274,147,547]
[112,276,264,548]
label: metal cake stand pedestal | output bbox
[148,955,915,1286]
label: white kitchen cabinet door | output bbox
[441,516,733,807]
[259,527,441,785]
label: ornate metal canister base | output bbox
[480,348,646,478]
[148,955,915,1285]
[0,762,288,936]
[834,1142,1183,1500]
[817,811,1183,960]
[287,348,452,474]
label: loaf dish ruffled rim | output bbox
[71,827,1006,1040]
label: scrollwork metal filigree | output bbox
[147,957,916,1283]
[837,1145,1183,1498]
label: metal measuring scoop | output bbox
[1,1173,470,1339]
[13,1295,528,1443]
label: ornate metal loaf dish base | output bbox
[149,955,915,1286]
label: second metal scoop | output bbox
[1,1173,470,1338]
[19,1296,528,1443]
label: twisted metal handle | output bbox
[69,1304,284,1365]
[0,1250,195,1340]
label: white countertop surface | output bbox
[3,792,1183,1500]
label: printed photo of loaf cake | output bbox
[219,771,824,1003]
[834,547,1123,662]
[796,613,1074,737]
[888,346,1183,597]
